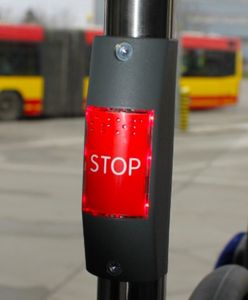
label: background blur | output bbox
[0,0,248,300]
[1,0,248,67]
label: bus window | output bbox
[0,42,40,76]
[182,49,236,77]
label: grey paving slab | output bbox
[46,272,96,300]
[0,285,49,300]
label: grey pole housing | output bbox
[82,0,177,298]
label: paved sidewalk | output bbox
[0,81,248,299]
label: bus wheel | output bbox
[0,92,23,121]
[190,265,248,300]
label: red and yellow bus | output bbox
[0,24,101,120]
[181,33,243,109]
[0,24,44,119]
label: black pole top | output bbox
[105,0,174,39]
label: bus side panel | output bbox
[236,50,243,78]
[181,76,241,109]
[42,30,70,117]
[67,31,87,116]
[83,76,89,112]
[42,30,87,117]
[0,76,44,116]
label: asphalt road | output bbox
[1,81,248,299]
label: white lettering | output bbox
[129,158,141,176]
[111,157,127,176]
[89,155,142,176]
[90,154,99,172]
[101,156,111,174]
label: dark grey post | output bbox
[96,1,175,300]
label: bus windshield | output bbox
[182,49,236,77]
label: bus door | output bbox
[42,30,69,117]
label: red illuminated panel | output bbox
[0,24,44,42]
[83,106,154,218]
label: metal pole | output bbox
[105,0,174,38]
[97,1,175,299]
[97,278,127,300]
[128,277,166,300]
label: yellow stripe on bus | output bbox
[0,76,44,100]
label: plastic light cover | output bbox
[83,106,154,218]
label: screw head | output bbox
[115,42,133,62]
[106,261,122,276]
